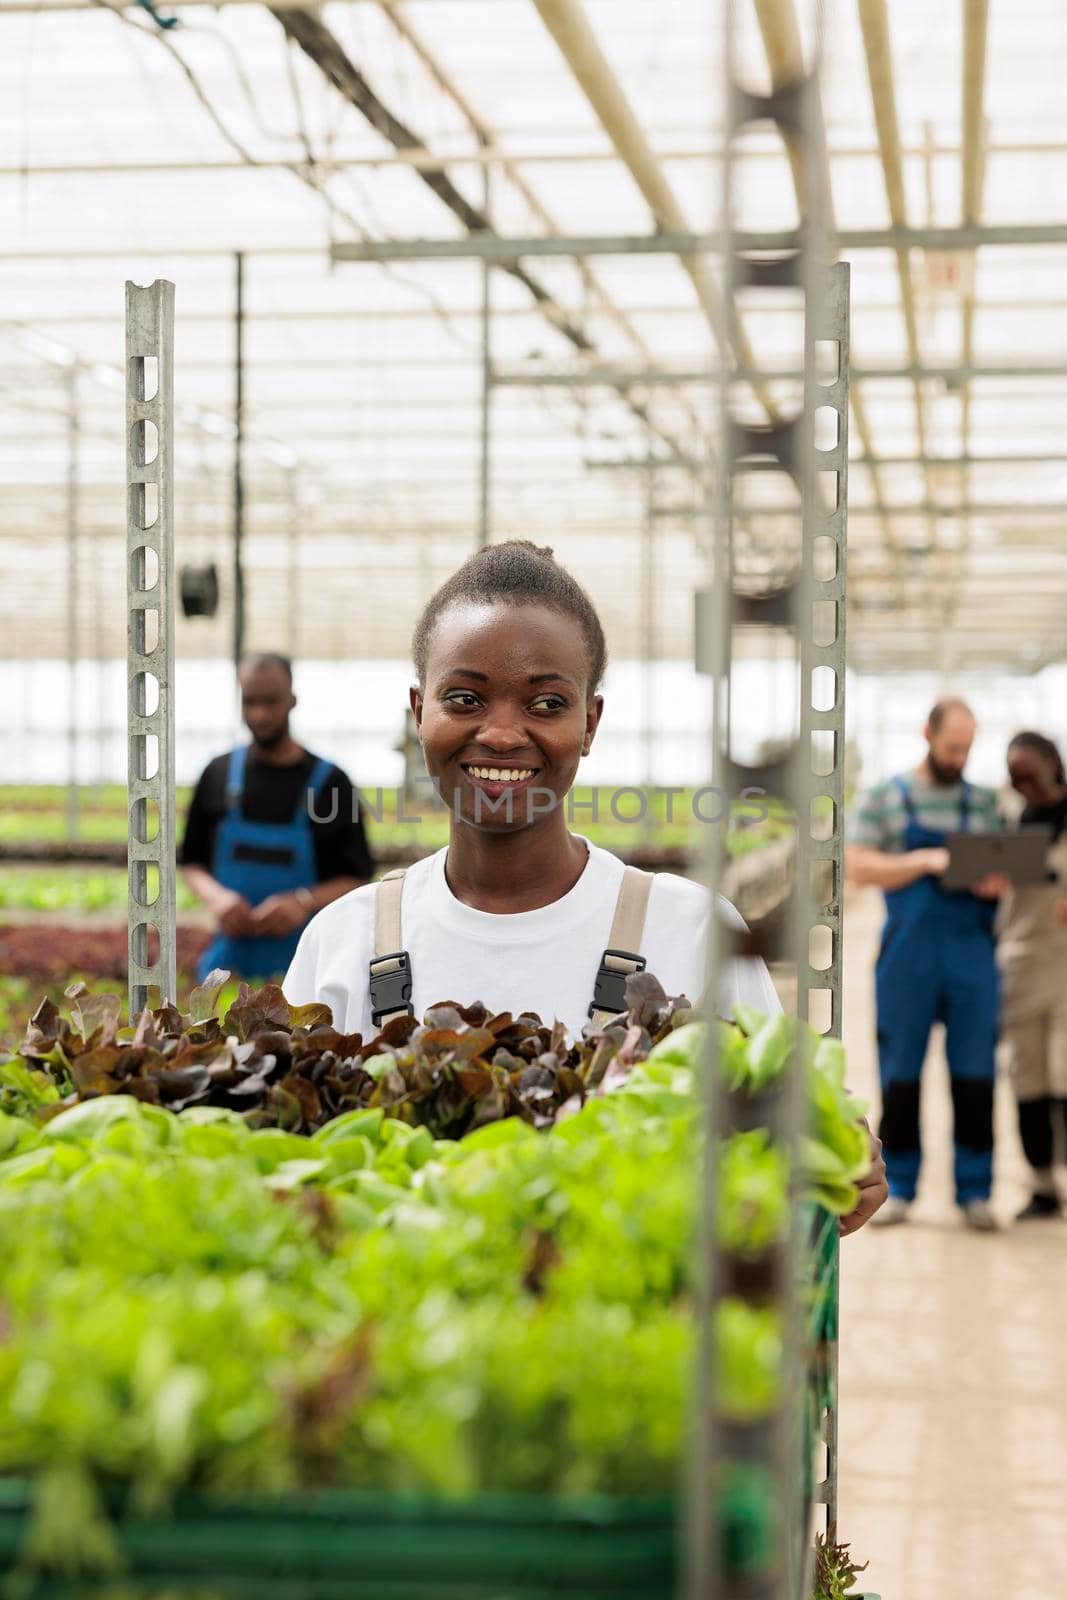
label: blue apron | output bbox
[197,746,332,983]
[874,777,998,1204]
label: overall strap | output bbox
[588,865,653,1026]
[225,746,247,811]
[959,779,972,830]
[307,756,333,794]
[300,756,334,821]
[369,869,413,1029]
[892,774,916,823]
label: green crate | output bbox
[0,1397,800,1598]
[0,1481,718,1599]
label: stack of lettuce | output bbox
[0,977,870,1597]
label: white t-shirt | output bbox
[284,839,781,1040]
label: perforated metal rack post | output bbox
[802,259,850,1540]
[126,281,177,1015]
[687,7,846,1598]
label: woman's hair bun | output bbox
[505,538,555,562]
[411,539,606,688]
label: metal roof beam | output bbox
[370,0,705,461]
[490,359,1067,384]
[962,1,990,228]
[845,502,1067,516]
[749,0,905,612]
[751,0,836,229]
[799,222,1067,248]
[951,0,991,654]
[332,233,712,260]
[854,451,1067,467]
[8,143,1067,175]
[331,223,1067,259]
[0,0,328,7]
[855,2,925,358]
[1,223,1065,264]
[9,299,1067,325]
[271,5,585,355]
[529,0,727,343]
[272,5,698,469]
[528,0,785,425]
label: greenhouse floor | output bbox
[837,888,1067,1600]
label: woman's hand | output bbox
[972,871,1011,900]
[839,1121,889,1236]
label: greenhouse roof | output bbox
[2,0,1066,673]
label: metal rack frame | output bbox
[803,260,850,1539]
[126,280,177,1015]
[688,7,860,1598]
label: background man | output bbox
[846,698,1003,1230]
[181,653,373,981]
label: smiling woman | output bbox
[283,541,781,1038]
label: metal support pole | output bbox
[126,280,177,1015]
[478,161,493,550]
[286,465,300,661]
[65,364,80,844]
[689,10,838,1597]
[796,262,850,1057]
[799,261,851,1539]
[90,408,109,798]
[641,452,656,842]
[233,251,246,668]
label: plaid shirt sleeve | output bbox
[847,783,892,850]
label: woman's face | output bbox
[411,601,602,833]
[1008,746,1060,809]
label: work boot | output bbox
[962,1199,998,1232]
[1016,1192,1061,1221]
[870,1196,910,1227]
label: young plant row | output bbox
[0,980,870,1581]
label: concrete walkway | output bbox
[837,888,1067,1600]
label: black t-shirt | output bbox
[180,749,374,883]
[1021,793,1067,842]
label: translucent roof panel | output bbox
[1,0,1067,675]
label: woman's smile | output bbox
[464,765,538,782]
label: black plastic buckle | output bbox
[369,951,414,1027]
[588,949,646,1020]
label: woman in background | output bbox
[998,731,1067,1220]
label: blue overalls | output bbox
[874,777,998,1204]
[197,745,332,983]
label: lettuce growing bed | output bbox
[0,978,863,1597]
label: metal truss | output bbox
[330,221,1067,262]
